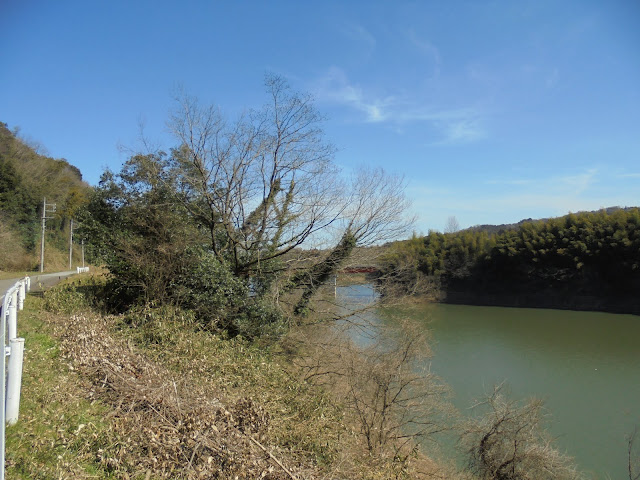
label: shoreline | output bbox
[436,290,640,316]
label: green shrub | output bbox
[42,276,110,314]
[173,247,287,340]
[121,303,198,347]
[42,283,89,314]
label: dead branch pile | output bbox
[50,312,317,479]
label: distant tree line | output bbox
[380,208,640,310]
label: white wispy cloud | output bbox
[406,167,634,232]
[553,168,598,194]
[406,29,441,77]
[314,66,486,144]
[546,68,560,88]
[435,115,485,144]
[485,169,598,195]
[315,66,395,123]
[341,23,376,53]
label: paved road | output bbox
[0,271,78,300]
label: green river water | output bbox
[338,284,640,479]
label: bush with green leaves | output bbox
[173,247,286,340]
[42,283,89,315]
[42,276,110,315]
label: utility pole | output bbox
[68,218,74,270]
[39,197,56,273]
[81,238,85,268]
[40,198,45,273]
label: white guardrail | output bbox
[1,276,30,480]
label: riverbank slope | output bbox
[6,278,457,479]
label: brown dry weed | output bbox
[49,311,321,479]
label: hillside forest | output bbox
[0,121,90,271]
[380,208,640,313]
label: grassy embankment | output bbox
[5,275,455,479]
[0,271,31,281]
[0,239,87,279]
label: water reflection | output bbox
[335,284,640,479]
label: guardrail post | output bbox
[1,277,33,479]
[2,278,34,480]
[6,338,25,425]
[7,298,17,342]
[18,282,25,311]
[1,302,6,480]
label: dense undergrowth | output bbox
[6,275,457,479]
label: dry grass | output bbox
[0,223,88,275]
[5,297,115,479]
[6,279,344,479]
[0,221,35,272]
[42,307,331,479]
[7,277,471,479]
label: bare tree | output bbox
[445,215,460,234]
[344,332,449,456]
[167,74,341,277]
[167,74,412,314]
[292,317,451,463]
[459,384,582,480]
[290,166,412,315]
[341,166,412,246]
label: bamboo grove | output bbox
[380,208,640,312]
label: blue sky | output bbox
[1,0,639,235]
